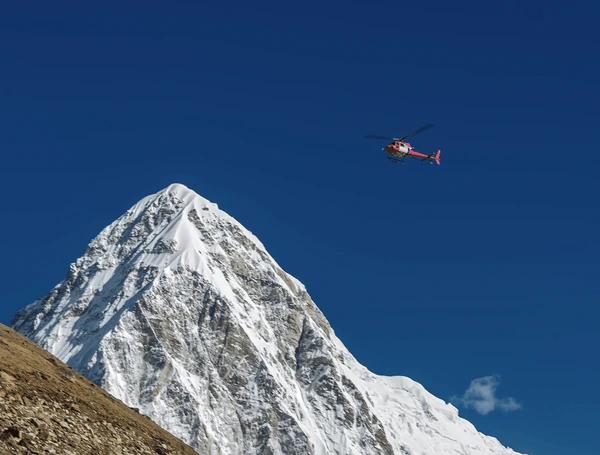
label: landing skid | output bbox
[387,156,405,164]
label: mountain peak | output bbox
[152,183,215,209]
[163,182,194,195]
[129,182,216,222]
[11,185,524,455]
[82,182,268,275]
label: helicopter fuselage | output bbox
[385,141,411,157]
[365,123,440,165]
[384,141,440,165]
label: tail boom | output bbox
[408,149,441,165]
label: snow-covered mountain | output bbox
[11,183,525,455]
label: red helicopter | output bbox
[365,123,441,165]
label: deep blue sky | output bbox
[1,1,598,453]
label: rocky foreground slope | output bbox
[11,183,525,455]
[0,323,197,455]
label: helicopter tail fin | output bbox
[422,150,441,165]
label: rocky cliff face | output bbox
[11,183,525,455]
[0,323,197,455]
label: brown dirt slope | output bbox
[0,323,199,455]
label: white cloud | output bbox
[451,375,521,415]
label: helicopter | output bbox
[365,123,441,165]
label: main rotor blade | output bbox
[399,123,434,141]
[365,134,396,140]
